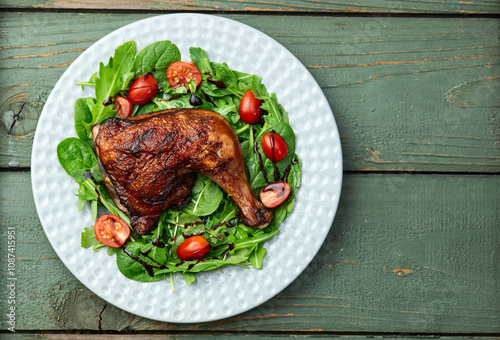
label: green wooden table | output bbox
[1,0,499,338]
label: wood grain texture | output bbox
[1,12,499,172]
[0,0,499,14]
[3,335,500,340]
[1,172,498,333]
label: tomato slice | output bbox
[260,182,291,208]
[238,90,263,124]
[261,131,288,162]
[177,236,210,261]
[113,96,132,118]
[167,61,202,88]
[94,214,130,248]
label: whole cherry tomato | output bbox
[94,214,130,248]
[261,131,288,162]
[238,90,263,124]
[113,96,132,118]
[167,61,202,88]
[260,181,291,208]
[128,73,158,105]
[177,236,210,261]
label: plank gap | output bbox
[2,330,500,337]
[0,7,499,19]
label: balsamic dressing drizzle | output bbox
[123,248,168,277]
[213,216,239,231]
[281,156,298,182]
[273,162,280,182]
[102,97,113,106]
[207,77,227,88]
[152,237,165,248]
[251,126,269,185]
[181,231,205,239]
[212,243,235,257]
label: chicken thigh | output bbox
[92,108,272,235]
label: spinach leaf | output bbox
[82,41,136,136]
[239,75,289,125]
[287,153,302,195]
[189,47,213,75]
[268,196,295,229]
[200,62,244,98]
[134,41,181,90]
[183,174,223,216]
[57,138,98,183]
[149,224,168,264]
[135,101,158,116]
[116,242,170,282]
[74,97,95,141]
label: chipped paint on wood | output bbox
[393,268,414,275]
[447,76,500,107]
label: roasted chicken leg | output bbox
[92,108,272,235]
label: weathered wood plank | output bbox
[1,13,499,172]
[0,0,499,15]
[3,335,500,340]
[1,172,498,332]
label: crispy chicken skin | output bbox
[92,108,273,235]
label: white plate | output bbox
[31,13,342,323]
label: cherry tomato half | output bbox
[94,214,130,248]
[167,61,202,88]
[128,73,158,105]
[260,182,291,208]
[239,90,263,124]
[261,131,288,162]
[177,236,210,261]
[113,96,132,118]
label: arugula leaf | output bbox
[182,272,196,285]
[233,227,279,251]
[134,41,181,90]
[75,72,97,90]
[82,41,137,136]
[81,225,105,251]
[249,243,267,269]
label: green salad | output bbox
[57,40,301,286]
